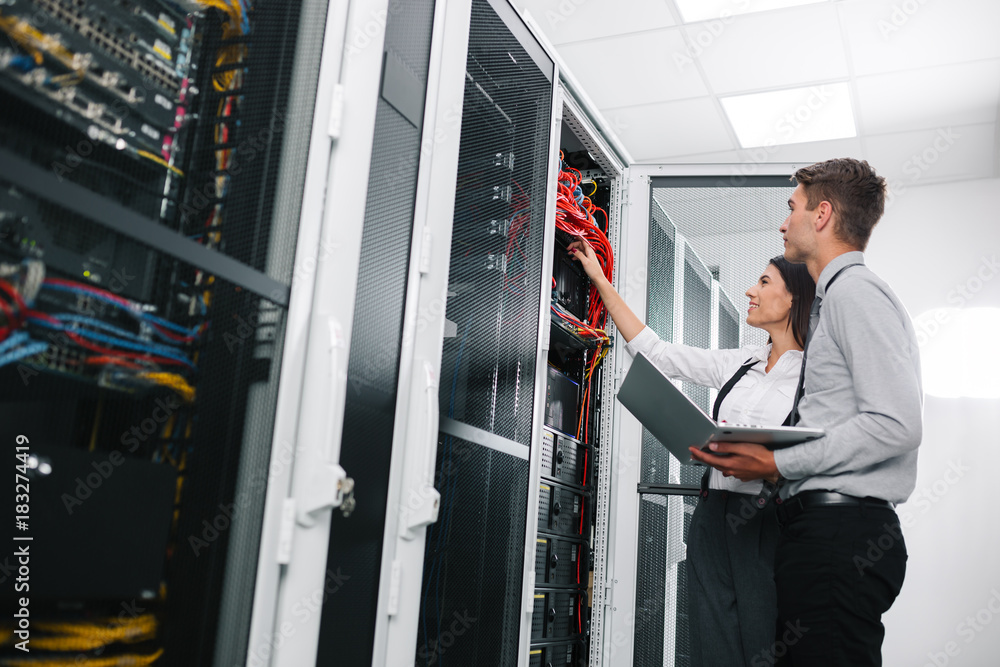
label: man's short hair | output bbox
[793,158,887,250]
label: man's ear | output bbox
[813,200,834,233]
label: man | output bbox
[690,158,923,666]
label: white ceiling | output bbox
[512,0,1000,186]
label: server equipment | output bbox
[0,0,332,664]
[528,640,587,667]
[410,2,558,666]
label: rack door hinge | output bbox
[418,227,433,275]
[276,497,296,564]
[387,560,402,616]
[328,83,345,140]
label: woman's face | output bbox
[745,264,793,331]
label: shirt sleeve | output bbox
[773,276,923,479]
[624,325,753,390]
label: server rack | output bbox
[0,1,334,665]
[248,1,475,666]
[601,166,805,667]
[411,2,559,666]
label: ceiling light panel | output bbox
[674,0,828,23]
[721,83,857,148]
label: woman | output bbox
[568,239,815,667]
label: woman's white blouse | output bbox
[624,325,803,493]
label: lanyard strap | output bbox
[787,264,855,426]
[712,358,758,421]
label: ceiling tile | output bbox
[638,149,744,163]
[856,59,1000,135]
[556,29,709,108]
[744,136,865,164]
[605,98,735,160]
[513,0,677,45]
[686,2,848,94]
[839,0,1000,77]
[675,0,830,24]
[864,123,997,188]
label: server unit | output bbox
[0,0,334,664]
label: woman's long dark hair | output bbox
[768,256,816,349]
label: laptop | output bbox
[617,352,824,464]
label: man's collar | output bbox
[816,251,865,299]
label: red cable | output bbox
[0,297,17,333]
[0,280,27,317]
[43,277,132,308]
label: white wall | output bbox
[866,177,1000,667]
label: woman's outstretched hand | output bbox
[568,238,603,282]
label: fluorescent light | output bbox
[915,308,1000,399]
[674,0,828,23]
[720,83,857,148]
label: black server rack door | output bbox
[313,2,438,666]
[0,0,328,664]
[635,178,795,667]
[418,0,554,664]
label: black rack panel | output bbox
[529,640,587,667]
[538,480,588,539]
[535,534,589,588]
[530,589,588,642]
[540,427,590,488]
[0,0,327,665]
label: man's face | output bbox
[780,184,815,263]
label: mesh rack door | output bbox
[634,176,795,667]
[417,0,554,664]
[0,1,328,664]
[311,1,439,665]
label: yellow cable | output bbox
[137,372,196,403]
[135,151,185,177]
[1,648,164,667]
[28,615,157,652]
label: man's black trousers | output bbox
[772,502,907,666]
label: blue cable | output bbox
[42,283,203,339]
[0,331,30,356]
[0,341,49,369]
[33,315,183,357]
[50,314,187,350]
[28,317,194,368]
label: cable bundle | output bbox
[0,274,203,401]
[555,152,612,331]
[550,299,608,344]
